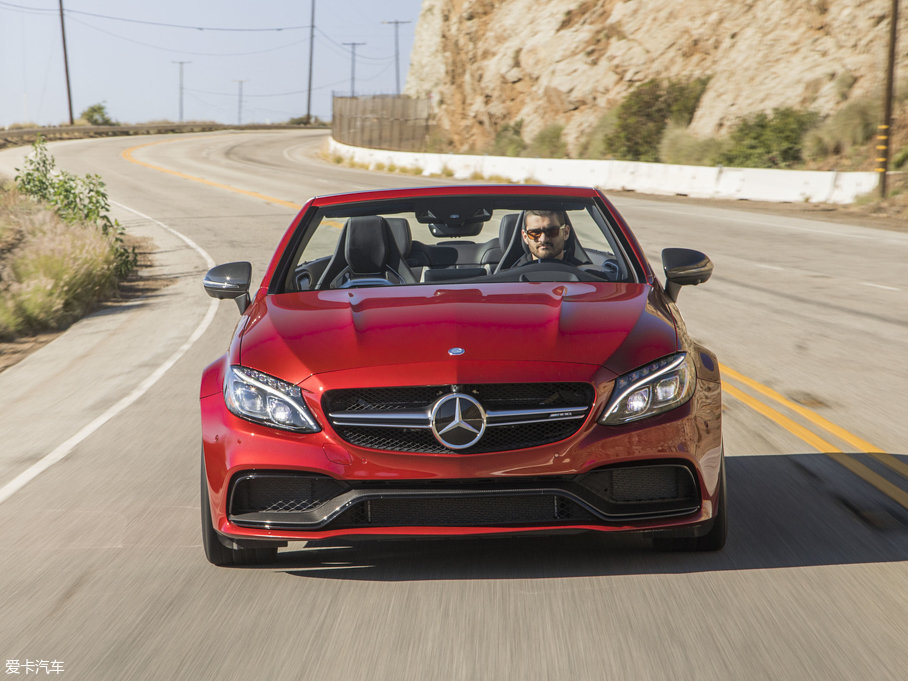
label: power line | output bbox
[0,1,53,16]
[316,27,392,61]
[0,1,310,31]
[67,16,309,57]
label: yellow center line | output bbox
[121,138,303,210]
[722,378,908,510]
[721,383,836,452]
[720,363,883,452]
[721,363,908,479]
[825,452,908,509]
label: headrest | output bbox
[345,216,391,274]
[498,213,520,250]
[384,217,412,257]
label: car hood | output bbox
[238,283,678,385]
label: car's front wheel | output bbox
[201,452,278,566]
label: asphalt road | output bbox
[0,131,905,681]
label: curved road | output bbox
[0,131,905,680]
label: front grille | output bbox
[323,383,594,453]
[330,421,584,454]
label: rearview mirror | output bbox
[203,261,252,313]
[662,248,713,302]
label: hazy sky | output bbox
[0,0,424,127]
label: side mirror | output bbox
[661,248,713,303]
[203,261,252,313]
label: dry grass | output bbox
[0,186,119,340]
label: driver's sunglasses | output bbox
[524,225,565,241]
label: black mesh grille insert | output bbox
[323,383,594,453]
[324,383,592,413]
[578,465,698,506]
[230,474,348,515]
[328,494,598,528]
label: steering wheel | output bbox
[503,260,606,283]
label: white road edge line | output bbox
[0,202,217,505]
[859,282,900,292]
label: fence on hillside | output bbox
[332,95,433,151]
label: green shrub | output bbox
[894,147,908,170]
[601,77,710,162]
[14,137,135,277]
[491,120,527,157]
[665,77,711,126]
[658,123,726,166]
[718,107,820,168]
[524,124,567,158]
[579,109,619,159]
[80,103,116,126]
[803,98,879,159]
[604,80,666,161]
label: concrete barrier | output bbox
[328,137,880,205]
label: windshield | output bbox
[276,195,639,292]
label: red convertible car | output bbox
[200,185,724,566]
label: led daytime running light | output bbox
[225,366,320,432]
[601,353,693,425]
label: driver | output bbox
[513,209,583,266]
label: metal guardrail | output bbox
[0,122,328,150]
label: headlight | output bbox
[224,366,321,432]
[600,353,694,425]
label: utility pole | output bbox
[382,20,411,95]
[343,42,365,97]
[235,80,246,125]
[58,0,74,124]
[172,61,190,122]
[878,0,900,199]
[305,0,315,124]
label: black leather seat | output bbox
[316,216,418,289]
[478,213,520,267]
[385,217,432,269]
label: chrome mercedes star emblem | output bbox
[448,347,465,356]
[430,393,487,450]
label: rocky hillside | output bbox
[405,0,908,154]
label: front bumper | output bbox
[201,373,723,541]
[228,464,700,531]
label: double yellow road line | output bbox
[122,137,908,510]
[122,139,303,210]
[721,364,908,509]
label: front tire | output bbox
[201,452,277,566]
